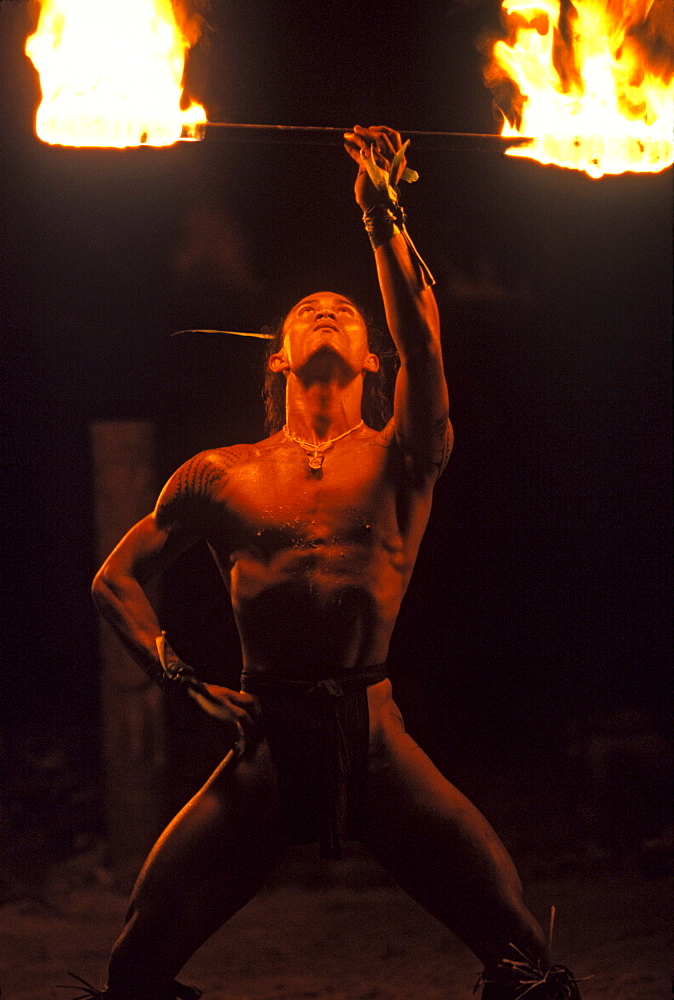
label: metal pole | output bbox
[189,122,531,151]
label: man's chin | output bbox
[300,345,353,379]
[308,341,341,356]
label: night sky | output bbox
[1,1,671,762]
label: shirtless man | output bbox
[87,127,581,1000]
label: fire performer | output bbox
[84,126,582,1000]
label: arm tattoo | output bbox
[430,413,453,477]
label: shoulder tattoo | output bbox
[156,445,249,525]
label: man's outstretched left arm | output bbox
[344,125,452,482]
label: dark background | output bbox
[0,0,671,831]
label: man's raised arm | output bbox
[344,125,452,481]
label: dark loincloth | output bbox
[241,664,388,858]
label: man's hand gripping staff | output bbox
[343,124,434,289]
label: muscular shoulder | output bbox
[155,444,256,528]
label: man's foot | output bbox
[477,960,583,999]
[60,972,202,999]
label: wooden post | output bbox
[90,420,166,882]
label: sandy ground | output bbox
[0,845,670,1000]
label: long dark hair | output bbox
[261,299,396,435]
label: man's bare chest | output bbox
[210,439,398,556]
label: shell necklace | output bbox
[283,420,364,471]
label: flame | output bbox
[484,0,674,177]
[25,0,206,147]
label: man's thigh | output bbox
[364,686,521,900]
[365,690,478,843]
[131,736,286,910]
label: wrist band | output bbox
[155,631,199,691]
[363,203,403,250]
[158,658,198,691]
[359,141,435,288]
[362,201,435,289]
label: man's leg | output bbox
[363,685,548,977]
[106,737,286,999]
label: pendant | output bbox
[309,454,324,470]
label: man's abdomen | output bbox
[233,577,396,677]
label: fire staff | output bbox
[83,125,583,1000]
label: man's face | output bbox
[272,292,378,378]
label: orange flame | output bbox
[484,0,674,177]
[25,0,206,147]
